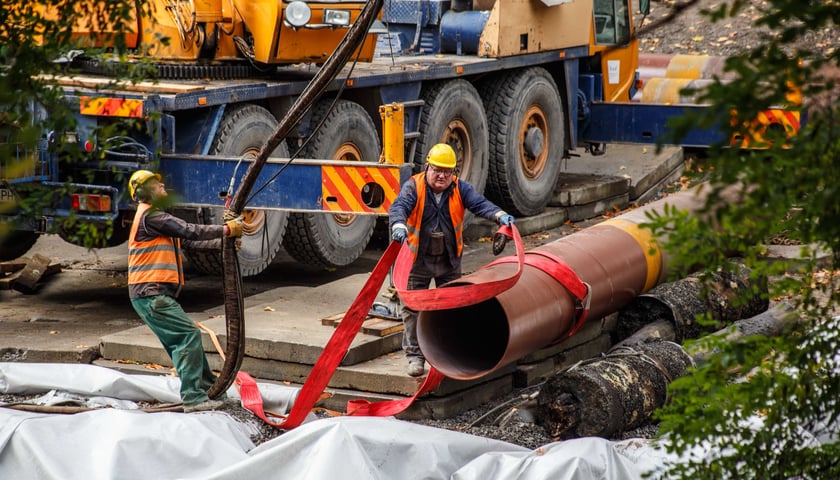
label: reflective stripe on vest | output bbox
[128,203,184,285]
[405,173,465,260]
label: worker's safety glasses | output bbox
[428,166,453,177]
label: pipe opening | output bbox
[417,298,509,380]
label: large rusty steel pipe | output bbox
[417,186,714,380]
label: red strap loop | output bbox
[393,224,525,311]
[491,250,592,337]
[238,225,527,429]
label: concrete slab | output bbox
[401,374,514,420]
[565,192,630,222]
[559,144,684,202]
[551,173,630,207]
[513,334,613,387]
[627,148,685,200]
[633,162,686,205]
[518,313,616,364]
[102,272,401,367]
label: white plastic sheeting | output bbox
[0,363,671,479]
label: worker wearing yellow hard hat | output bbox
[388,143,514,377]
[126,169,243,412]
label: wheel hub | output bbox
[519,105,549,179]
[524,126,545,158]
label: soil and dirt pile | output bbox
[638,0,838,58]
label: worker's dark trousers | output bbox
[131,295,218,406]
[401,255,461,359]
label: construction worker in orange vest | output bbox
[126,170,243,412]
[388,144,514,377]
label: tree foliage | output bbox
[0,1,157,248]
[645,1,840,478]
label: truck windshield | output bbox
[594,0,631,45]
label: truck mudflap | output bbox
[159,154,413,214]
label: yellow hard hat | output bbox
[426,143,457,170]
[129,169,161,200]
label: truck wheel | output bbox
[283,100,379,268]
[183,104,289,277]
[415,79,490,206]
[0,230,39,261]
[480,68,564,216]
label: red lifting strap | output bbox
[489,250,592,337]
[236,371,288,427]
[237,225,526,429]
[392,224,525,311]
[271,240,403,429]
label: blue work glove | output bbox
[498,214,515,227]
[391,225,407,243]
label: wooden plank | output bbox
[0,258,27,274]
[12,254,52,294]
[37,75,208,94]
[360,319,404,337]
[0,269,24,290]
[320,312,347,327]
[321,312,404,337]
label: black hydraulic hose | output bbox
[207,0,386,399]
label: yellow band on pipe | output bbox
[665,54,710,79]
[601,218,662,293]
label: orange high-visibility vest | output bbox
[128,203,184,286]
[405,173,465,259]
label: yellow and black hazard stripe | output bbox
[321,165,401,214]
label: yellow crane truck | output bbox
[0,0,799,275]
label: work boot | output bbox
[407,357,425,377]
[183,398,224,413]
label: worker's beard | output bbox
[149,192,178,210]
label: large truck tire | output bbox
[0,230,39,261]
[414,79,490,226]
[182,104,289,277]
[480,67,565,216]
[282,100,379,268]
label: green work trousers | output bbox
[130,295,217,407]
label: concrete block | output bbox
[513,357,555,387]
[628,147,685,199]
[551,173,630,207]
[632,162,685,205]
[518,317,605,364]
[554,334,613,371]
[565,192,630,222]
[398,375,514,420]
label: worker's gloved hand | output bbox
[223,209,238,222]
[498,214,515,227]
[225,217,244,237]
[241,218,260,236]
[391,226,407,243]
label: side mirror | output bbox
[639,0,650,16]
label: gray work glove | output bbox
[391,225,407,243]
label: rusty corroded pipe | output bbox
[417,186,716,380]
